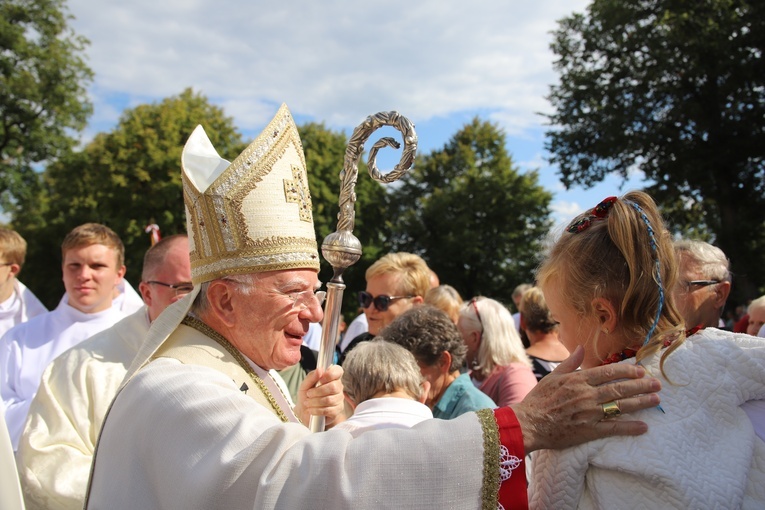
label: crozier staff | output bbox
[86,104,660,509]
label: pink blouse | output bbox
[475,363,537,407]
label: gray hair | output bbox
[674,239,731,282]
[459,296,531,376]
[749,295,765,315]
[191,273,261,317]
[341,340,424,404]
[379,305,467,372]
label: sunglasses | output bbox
[358,291,414,312]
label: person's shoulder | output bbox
[1,310,54,345]
[689,328,765,351]
[457,379,496,407]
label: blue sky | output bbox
[66,0,649,229]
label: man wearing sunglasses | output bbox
[17,235,192,510]
[340,252,431,364]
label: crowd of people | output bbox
[1,104,763,509]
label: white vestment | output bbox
[0,280,47,338]
[529,329,765,509]
[85,306,519,510]
[15,307,151,510]
[340,313,368,352]
[1,282,141,449]
[332,397,433,438]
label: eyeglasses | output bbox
[282,289,327,310]
[680,280,720,293]
[146,281,195,297]
[0,262,14,267]
[358,291,414,312]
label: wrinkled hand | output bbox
[511,346,661,453]
[295,364,345,427]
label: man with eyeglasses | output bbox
[672,239,732,331]
[339,252,430,365]
[672,239,765,441]
[87,106,663,510]
[15,234,192,510]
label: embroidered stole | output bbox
[152,317,295,423]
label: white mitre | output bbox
[121,104,320,380]
[182,103,319,284]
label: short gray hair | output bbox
[341,340,424,404]
[749,295,765,315]
[191,273,261,316]
[379,305,466,372]
[674,239,731,282]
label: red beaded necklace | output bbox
[600,334,686,366]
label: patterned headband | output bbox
[568,196,665,348]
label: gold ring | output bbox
[601,401,621,419]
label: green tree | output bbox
[546,0,765,301]
[0,0,93,215]
[391,118,553,304]
[299,122,391,321]
[15,88,244,308]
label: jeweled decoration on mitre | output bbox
[181,104,319,284]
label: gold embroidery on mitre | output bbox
[284,165,313,222]
[182,104,319,284]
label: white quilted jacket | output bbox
[529,329,765,509]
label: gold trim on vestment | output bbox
[180,315,290,423]
[477,407,500,510]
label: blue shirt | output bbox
[433,373,496,420]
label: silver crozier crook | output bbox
[309,111,418,432]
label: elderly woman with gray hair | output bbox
[379,305,496,419]
[458,297,537,407]
[333,340,432,437]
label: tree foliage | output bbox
[14,88,243,307]
[546,0,765,300]
[391,118,553,304]
[0,0,93,214]
[299,122,391,320]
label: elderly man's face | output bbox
[231,268,323,370]
[672,252,727,329]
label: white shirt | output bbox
[0,280,47,338]
[340,313,368,352]
[332,398,433,438]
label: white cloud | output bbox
[66,0,591,136]
[550,200,584,228]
